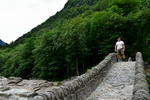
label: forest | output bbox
[0,0,149,82]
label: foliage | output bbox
[146,75,150,90]
[0,0,149,81]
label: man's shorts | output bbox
[117,48,124,55]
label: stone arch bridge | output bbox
[0,52,149,100]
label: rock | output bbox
[0,97,8,100]
[0,76,9,91]
[17,97,28,100]
[8,77,22,84]
[0,76,59,100]
[128,57,132,61]
[0,76,7,81]
[0,86,10,91]
[119,84,125,89]
[0,88,36,97]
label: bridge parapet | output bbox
[133,52,150,100]
[33,53,117,100]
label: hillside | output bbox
[0,39,6,46]
[10,0,99,47]
[0,0,149,81]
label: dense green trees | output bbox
[63,17,88,76]
[0,0,149,81]
[18,38,34,78]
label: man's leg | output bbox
[116,49,121,61]
[122,54,126,60]
[115,54,118,62]
[121,48,126,61]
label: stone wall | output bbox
[132,52,150,100]
[33,53,117,100]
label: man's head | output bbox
[117,37,121,41]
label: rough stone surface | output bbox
[87,62,135,100]
[0,77,59,100]
[132,52,150,100]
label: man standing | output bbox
[114,37,126,61]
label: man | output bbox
[114,37,126,61]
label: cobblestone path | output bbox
[87,62,135,100]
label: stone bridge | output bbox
[0,52,149,100]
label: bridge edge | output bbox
[33,53,118,100]
[132,52,150,100]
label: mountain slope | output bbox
[0,0,149,80]
[10,0,100,47]
[0,39,6,46]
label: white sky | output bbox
[0,0,68,43]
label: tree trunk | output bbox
[67,66,70,78]
[82,61,85,73]
[76,56,79,76]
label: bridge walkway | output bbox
[87,62,135,100]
